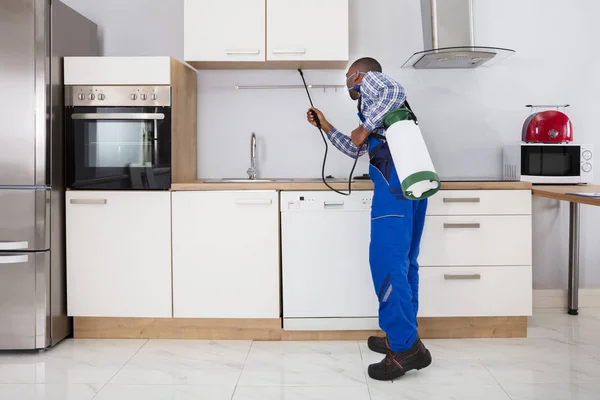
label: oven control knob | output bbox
[151,93,158,101]
[88,94,95,100]
[582,163,592,173]
[582,150,592,160]
[98,93,105,101]
[77,93,85,100]
[140,94,147,101]
[130,94,137,100]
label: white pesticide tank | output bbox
[383,109,440,200]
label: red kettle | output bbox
[522,110,573,143]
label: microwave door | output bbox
[522,146,580,177]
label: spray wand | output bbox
[297,69,365,196]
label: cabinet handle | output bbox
[70,199,107,205]
[0,241,29,251]
[272,49,307,55]
[235,199,272,206]
[226,49,260,55]
[443,197,480,203]
[0,255,29,265]
[444,274,481,280]
[443,223,480,229]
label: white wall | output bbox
[62,0,600,289]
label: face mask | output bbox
[346,72,365,100]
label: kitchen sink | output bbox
[203,178,289,183]
[203,178,353,183]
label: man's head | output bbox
[346,57,382,100]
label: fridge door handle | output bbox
[0,241,29,251]
[0,255,29,264]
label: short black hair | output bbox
[350,57,382,72]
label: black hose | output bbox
[298,69,365,196]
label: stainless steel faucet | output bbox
[247,132,257,179]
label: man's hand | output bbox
[351,125,370,147]
[307,108,333,133]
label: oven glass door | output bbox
[521,145,580,177]
[67,107,172,190]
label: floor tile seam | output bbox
[90,339,149,400]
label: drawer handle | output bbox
[272,49,307,55]
[443,223,480,229]
[444,274,481,280]
[443,197,481,203]
[226,49,261,55]
[235,199,272,206]
[70,199,107,205]
[0,241,29,251]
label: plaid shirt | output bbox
[328,71,406,158]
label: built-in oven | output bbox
[65,86,172,190]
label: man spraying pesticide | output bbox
[306,57,439,381]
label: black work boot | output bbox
[367,336,432,381]
[367,335,390,354]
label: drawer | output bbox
[418,266,532,317]
[427,190,531,216]
[418,215,532,266]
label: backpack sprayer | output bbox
[298,69,440,200]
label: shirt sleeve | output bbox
[327,127,368,159]
[360,73,406,132]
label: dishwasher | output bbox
[280,190,379,331]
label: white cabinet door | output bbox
[427,190,532,216]
[267,0,349,61]
[418,266,533,317]
[184,0,265,62]
[66,192,172,318]
[172,191,280,318]
[418,215,532,267]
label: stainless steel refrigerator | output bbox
[0,0,98,350]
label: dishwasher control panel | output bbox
[281,191,373,211]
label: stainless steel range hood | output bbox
[403,0,515,69]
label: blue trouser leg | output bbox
[408,199,427,320]
[368,137,428,353]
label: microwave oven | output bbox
[503,143,594,184]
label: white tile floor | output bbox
[1,309,600,400]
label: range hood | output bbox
[403,0,515,69]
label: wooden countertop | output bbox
[171,180,533,191]
[532,185,600,207]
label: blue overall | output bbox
[368,135,428,353]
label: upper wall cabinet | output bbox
[267,0,348,63]
[184,0,266,63]
[184,0,349,69]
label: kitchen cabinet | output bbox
[266,0,349,62]
[172,191,280,318]
[183,0,349,68]
[184,0,265,63]
[418,215,532,266]
[279,189,533,330]
[66,192,172,318]
[418,266,532,317]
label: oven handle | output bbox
[71,113,166,120]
